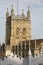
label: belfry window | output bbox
[16,28,19,35]
[23,28,26,35]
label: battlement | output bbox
[6,5,30,20]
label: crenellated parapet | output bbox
[6,5,31,20]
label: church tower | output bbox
[5,5,31,48]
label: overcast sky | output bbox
[0,0,43,43]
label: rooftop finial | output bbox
[6,8,9,18]
[27,6,30,19]
[22,9,24,14]
[6,8,9,14]
[7,8,8,12]
[11,4,14,15]
[12,4,13,10]
[28,6,30,11]
[22,9,25,17]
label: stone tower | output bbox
[5,5,31,48]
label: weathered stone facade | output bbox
[5,5,43,56]
[5,5,31,47]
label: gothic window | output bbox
[23,28,26,35]
[16,28,19,35]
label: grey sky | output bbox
[0,0,43,43]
